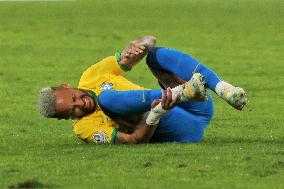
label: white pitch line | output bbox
[0,0,76,2]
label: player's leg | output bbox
[146,47,248,110]
[147,47,220,91]
[150,107,207,143]
[144,47,214,125]
[98,74,207,117]
[98,89,161,116]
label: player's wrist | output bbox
[116,52,132,72]
[146,103,168,126]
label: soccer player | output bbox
[37,36,247,144]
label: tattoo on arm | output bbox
[114,113,157,144]
[115,132,137,144]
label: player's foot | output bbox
[222,87,248,110]
[120,36,156,68]
[181,73,208,101]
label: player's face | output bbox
[54,88,97,119]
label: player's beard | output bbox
[79,90,96,115]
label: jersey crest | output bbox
[100,82,114,91]
[93,131,108,144]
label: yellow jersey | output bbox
[73,53,143,144]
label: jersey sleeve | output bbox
[80,54,125,82]
[73,115,119,144]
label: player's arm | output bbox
[119,35,156,70]
[79,36,156,85]
[79,45,147,84]
[115,113,156,144]
[118,44,147,70]
[115,88,178,144]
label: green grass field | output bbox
[0,0,283,188]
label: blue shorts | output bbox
[98,47,216,143]
[147,47,215,143]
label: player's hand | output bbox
[120,36,156,69]
[151,88,179,110]
[120,44,147,68]
[123,44,146,58]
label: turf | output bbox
[0,0,283,188]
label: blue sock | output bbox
[147,47,221,92]
[98,89,162,116]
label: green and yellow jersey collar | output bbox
[84,89,98,103]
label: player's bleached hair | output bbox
[37,87,57,118]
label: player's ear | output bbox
[58,83,72,89]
